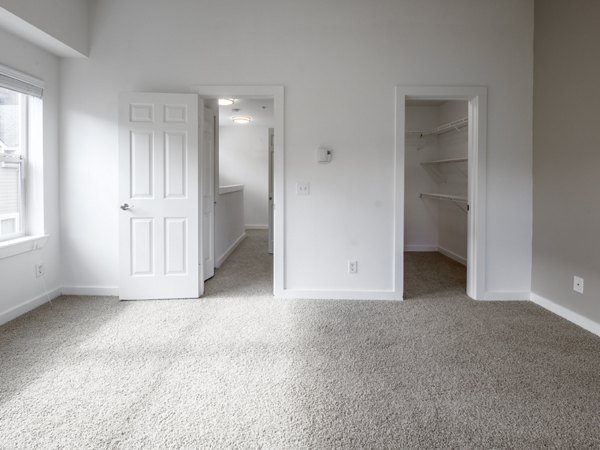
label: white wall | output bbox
[404,106,439,251]
[219,126,269,228]
[215,187,246,267]
[0,27,61,322]
[437,101,468,263]
[0,0,88,57]
[60,0,533,298]
[532,0,600,329]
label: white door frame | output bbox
[193,85,284,296]
[268,127,275,255]
[395,86,488,300]
[201,106,216,281]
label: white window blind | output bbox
[0,65,43,98]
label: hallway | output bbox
[205,230,273,298]
[404,251,467,299]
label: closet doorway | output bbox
[394,86,487,300]
[404,100,469,298]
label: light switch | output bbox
[317,146,333,163]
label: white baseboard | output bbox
[403,245,467,266]
[278,289,403,301]
[404,245,438,252]
[245,225,268,230]
[0,286,61,326]
[531,292,600,337]
[437,246,467,266]
[482,291,531,301]
[216,232,246,268]
[61,286,119,296]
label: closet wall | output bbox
[437,101,468,263]
[405,101,468,264]
[405,105,440,250]
[219,126,270,228]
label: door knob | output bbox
[120,203,134,211]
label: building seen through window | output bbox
[0,86,27,240]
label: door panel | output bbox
[164,132,187,198]
[164,104,187,123]
[131,218,154,275]
[130,104,154,122]
[130,131,154,198]
[165,217,187,274]
[119,93,201,299]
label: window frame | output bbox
[0,63,43,248]
[0,90,28,242]
[0,88,29,242]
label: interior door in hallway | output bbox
[202,106,215,280]
[118,93,202,299]
[268,128,274,254]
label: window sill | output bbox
[0,235,49,260]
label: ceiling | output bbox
[219,98,274,128]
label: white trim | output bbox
[219,184,243,194]
[438,246,467,266]
[193,85,284,297]
[216,232,246,268]
[482,291,531,301]
[404,244,438,252]
[61,286,119,296]
[531,292,600,337]
[0,234,48,259]
[403,245,467,265]
[245,224,268,230]
[279,289,403,301]
[0,286,61,326]
[395,86,487,300]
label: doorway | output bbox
[216,98,273,263]
[395,86,487,300]
[195,86,284,296]
[404,99,469,298]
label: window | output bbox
[0,65,43,245]
[0,87,27,241]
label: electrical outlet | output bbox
[35,264,44,278]
[296,182,310,196]
[573,276,584,294]
[348,260,358,274]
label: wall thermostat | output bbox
[317,146,333,163]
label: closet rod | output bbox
[420,157,467,166]
[419,193,469,212]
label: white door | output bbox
[119,93,202,300]
[268,128,274,254]
[202,106,215,280]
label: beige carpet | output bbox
[1,231,599,448]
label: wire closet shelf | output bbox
[406,116,468,138]
[419,192,469,213]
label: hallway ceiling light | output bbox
[218,98,236,106]
[232,116,252,124]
